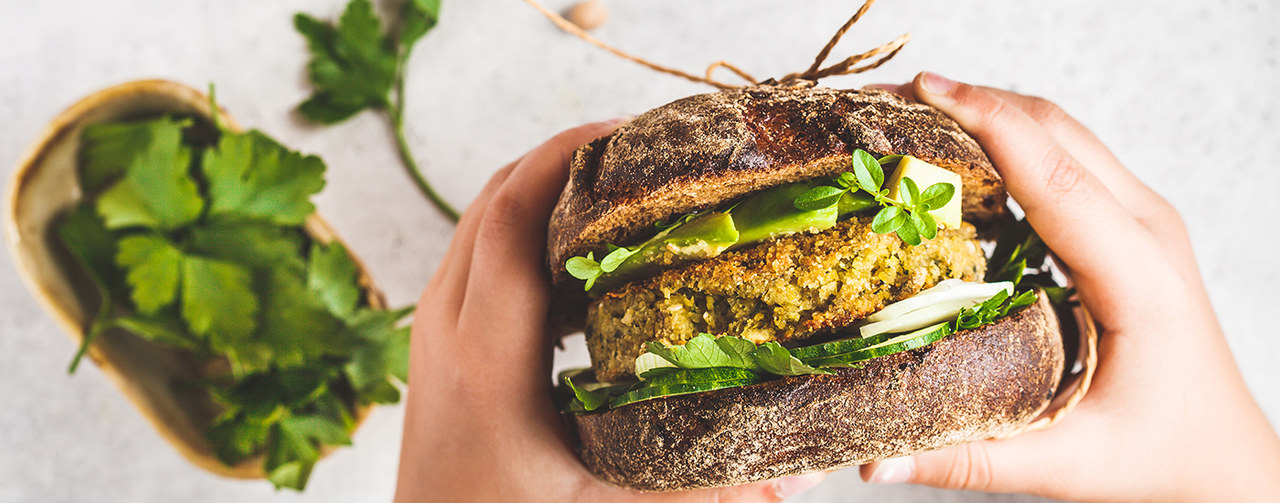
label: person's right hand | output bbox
[859,72,1280,502]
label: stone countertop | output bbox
[1,0,1276,501]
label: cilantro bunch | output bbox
[294,0,459,222]
[793,150,955,246]
[59,112,411,490]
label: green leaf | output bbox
[399,0,441,51]
[181,256,257,345]
[900,177,920,207]
[918,182,956,211]
[852,149,884,193]
[188,221,307,274]
[712,336,760,370]
[266,414,351,490]
[752,342,830,376]
[94,117,203,231]
[294,0,398,124]
[917,211,938,240]
[895,215,922,246]
[255,268,349,373]
[836,172,857,189]
[877,154,904,168]
[201,131,326,225]
[80,120,157,193]
[112,311,198,350]
[564,376,608,411]
[345,307,413,400]
[308,241,361,319]
[793,185,846,211]
[871,206,905,234]
[599,246,638,273]
[56,204,126,372]
[115,234,183,314]
[565,254,601,280]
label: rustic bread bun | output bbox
[567,292,1063,491]
[547,85,1006,285]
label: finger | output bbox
[455,118,629,394]
[423,159,520,327]
[861,437,1077,497]
[863,82,916,101]
[974,86,1172,223]
[909,72,1158,296]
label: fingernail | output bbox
[867,456,914,484]
[919,72,957,95]
[773,472,825,499]
[602,115,634,127]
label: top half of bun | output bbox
[546,86,1006,283]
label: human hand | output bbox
[392,119,826,502]
[859,73,1280,502]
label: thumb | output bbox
[860,442,1020,493]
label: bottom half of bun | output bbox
[565,293,1064,491]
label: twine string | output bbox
[522,0,908,88]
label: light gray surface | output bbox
[1,0,1276,501]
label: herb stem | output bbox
[387,65,460,223]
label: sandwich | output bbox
[547,85,1066,491]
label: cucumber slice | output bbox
[866,280,1012,323]
[790,332,898,361]
[609,368,763,408]
[803,322,953,368]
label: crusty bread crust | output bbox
[567,293,1063,491]
[547,85,1005,284]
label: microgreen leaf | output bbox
[900,177,920,207]
[793,185,847,211]
[837,172,857,189]
[919,182,956,211]
[852,150,885,193]
[871,206,905,234]
[917,211,938,240]
[877,154,904,168]
[895,214,922,246]
[599,246,638,273]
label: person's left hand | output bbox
[393,119,827,502]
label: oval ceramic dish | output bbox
[4,80,381,479]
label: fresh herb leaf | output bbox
[181,256,258,347]
[115,234,183,315]
[80,120,159,193]
[877,154,904,168]
[752,342,831,376]
[793,185,846,211]
[308,241,361,319]
[188,221,307,274]
[871,205,905,233]
[564,375,609,411]
[565,252,603,291]
[94,117,203,231]
[852,150,884,193]
[599,245,638,273]
[894,213,922,246]
[201,131,325,226]
[294,0,397,123]
[918,182,956,211]
[57,204,126,372]
[295,0,458,222]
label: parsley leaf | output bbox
[295,0,458,222]
[181,256,258,350]
[293,0,397,123]
[57,204,126,372]
[308,241,361,319]
[115,234,183,315]
[94,117,203,230]
[201,131,325,225]
[80,120,159,193]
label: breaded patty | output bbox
[585,216,986,380]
